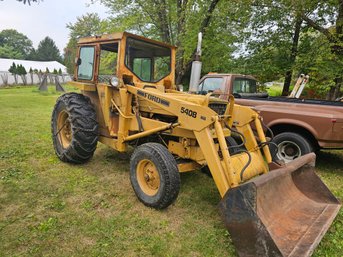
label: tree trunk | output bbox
[1,73,8,86]
[175,0,187,85]
[37,73,42,84]
[326,86,335,100]
[333,77,342,100]
[175,0,220,84]
[21,75,27,85]
[157,0,171,43]
[13,74,18,85]
[282,17,302,96]
[333,1,343,100]
[283,70,293,96]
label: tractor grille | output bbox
[209,103,227,115]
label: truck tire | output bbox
[130,143,180,209]
[270,132,312,163]
[51,93,98,164]
[201,137,240,177]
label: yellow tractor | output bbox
[51,32,340,256]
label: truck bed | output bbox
[240,95,343,107]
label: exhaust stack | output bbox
[189,32,202,92]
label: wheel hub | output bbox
[277,140,301,163]
[57,110,72,148]
[137,159,160,196]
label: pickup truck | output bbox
[197,73,343,163]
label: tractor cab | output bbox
[73,32,176,91]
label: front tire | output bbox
[51,93,98,164]
[270,132,312,163]
[130,143,180,209]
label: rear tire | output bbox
[130,143,180,209]
[51,93,98,164]
[270,132,312,163]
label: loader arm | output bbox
[124,85,272,196]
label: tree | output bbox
[97,0,224,84]
[236,1,307,93]
[8,62,18,84]
[65,13,106,73]
[29,67,34,84]
[0,45,23,59]
[35,37,62,62]
[299,0,343,100]
[232,0,343,99]
[26,48,37,60]
[35,69,43,83]
[45,67,54,83]
[0,29,33,59]
[17,64,27,85]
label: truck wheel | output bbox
[130,143,180,209]
[51,93,98,164]
[201,137,240,177]
[270,132,312,163]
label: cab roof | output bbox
[77,31,176,49]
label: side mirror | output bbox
[75,57,82,66]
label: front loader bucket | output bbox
[219,153,340,257]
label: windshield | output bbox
[125,37,171,82]
[233,78,257,93]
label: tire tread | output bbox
[51,93,98,164]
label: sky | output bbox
[0,0,109,53]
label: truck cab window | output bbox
[198,77,224,93]
[78,46,95,80]
[125,37,171,82]
[98,43,119,84]
[233,78,257,93]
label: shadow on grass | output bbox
[89,145,222,208]
[180,171,221,208]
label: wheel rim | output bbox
[276,140,301,163]
[57,110,72,148]
[136,159,160,196]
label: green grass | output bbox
[266,84,283,96]
[0,86,342,256]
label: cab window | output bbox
[125,37,171,82]
[133,58,151,81]
[77,46,95,80]
[98,42,119,84]
[233,78,257,93]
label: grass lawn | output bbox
[0,86,342,256]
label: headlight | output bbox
[110,76,119,88]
